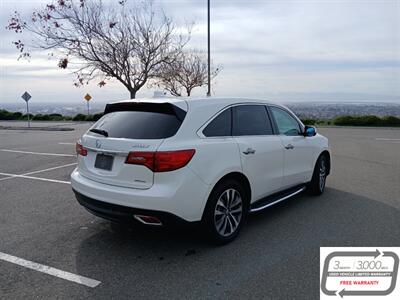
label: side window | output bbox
[270,107,301,136]
[232,105,273,136]
[203,108,232,137]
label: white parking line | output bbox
[0,172,70,184]
[58,142,75,145]
[0,163,77,182]
[0,252,101,288]
[0,149,75,157]
[375,138,400,141]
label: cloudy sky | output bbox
[0,0,399,104]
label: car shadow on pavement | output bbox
[74,187,400,299]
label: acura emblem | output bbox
[96,140,102,149]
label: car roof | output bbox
[109,97,281,112]
[184,97,278,108]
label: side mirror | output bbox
[304,125,317,137]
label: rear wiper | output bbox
[89,128,109,137]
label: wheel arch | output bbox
[319,150,331,175]
[217,172,251,202]
[201,171,252,219]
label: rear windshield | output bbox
[89,103,185,139]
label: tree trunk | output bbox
[186,88,191,97]
[171,90,182,97]
[129,89,136,99]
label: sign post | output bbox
[84,93,92,116]
[207,0,211,97]
[21,91,32,128]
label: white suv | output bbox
[71,98,330,243]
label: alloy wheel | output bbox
[214,188,243,237]
[319,158,327,191]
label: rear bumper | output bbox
[73,190,191,226]
[70,167,210,222]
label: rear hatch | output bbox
[78,101,187,189]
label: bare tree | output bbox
[6,0,190,99]
[156,50,220,97]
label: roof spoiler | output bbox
[104,102,186,121]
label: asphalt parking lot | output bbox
[0,122,399,299]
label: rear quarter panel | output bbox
[158,136,244,219]
[159,137,243,187]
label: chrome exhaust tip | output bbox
[134,215,163,226]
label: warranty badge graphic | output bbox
[320,247,400,299]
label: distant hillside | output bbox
[287,102,400,119]
[1,101,399,119]
[0,102,106,117]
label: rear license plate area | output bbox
[95,154,114,171]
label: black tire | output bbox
[308,154,328,196]
[202,179,248,245]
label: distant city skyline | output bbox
[0,0,399,104]
[2,100,400,120]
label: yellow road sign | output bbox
[84,93,92,101]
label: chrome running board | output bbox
[249,186,306,213]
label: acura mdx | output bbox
[71,98,330,244]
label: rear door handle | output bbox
[242,148,256,155]
[285,144,294,150]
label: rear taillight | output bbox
[125,149,195,172]
[76,142,88,156]
[125,151,155,170]
[155,150,196,172]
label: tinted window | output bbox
[203,108,232,137]
[89,110,182,139]
[233,105,273,136]
[270,107,301,136]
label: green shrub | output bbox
[382,116,400,126]
[333,115,399,126]
[0,109,14,120]
[48,113,64,121]
[33,114,51,121]
[333,115,355,126]
[12,112,23,120]
[2,108,398,127]
[301,118,316,125]
[92,113,103,121]
[72,114,87,121]
[21,114,34,120]
[80,113,103,121]
[358,115,381,126]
